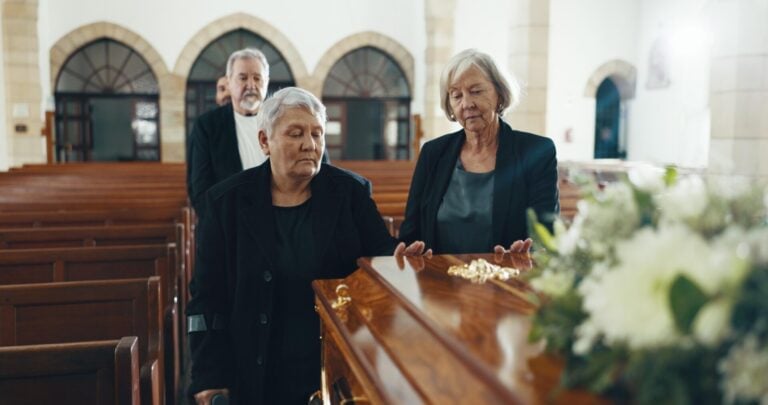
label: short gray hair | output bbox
[226,48,270,78]
[256,87,327,138]
[439,49,520,121]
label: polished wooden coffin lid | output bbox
[313,253,598,405]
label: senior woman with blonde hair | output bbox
[399,49,559,254]
[187,87,428,405]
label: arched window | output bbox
[322,47,411,160]
[594,79,624,159]
[54,39,160,162]
[185,29,295,140]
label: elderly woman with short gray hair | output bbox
[187,87,428,404]
[399,49,559,254]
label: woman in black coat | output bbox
[187,87,428,405]
[399,49,559,254]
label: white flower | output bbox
[719,335,768,404]
[692,298,732,346]
[709,175,753,201]
[555,220,580,256]
[576,182,640,250]
[628,165,665,193]
[573,320,600,355]
[655,176,708,223]
[577,225,719,349]
[530,269,574,298]
[690,228,748,295]
[764,189,768,213]
[744,227,768,266]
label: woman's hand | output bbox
[194,389,229,405]
[493,238,532,254]
[394,241,433,271]
[394,241,433,257]
[493,238,534,270]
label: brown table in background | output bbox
[313,253,601,405]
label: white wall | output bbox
[546,0,711,168]
[546,0,640,161]
[453,0,510,73]
[37,0,427,113]
[436,0,512,134]
[628,0,711,167]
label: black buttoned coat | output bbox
[187,103,240,217]
[398,119,559,253]
[186,162,396,404]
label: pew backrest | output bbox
[0,336,140,405]
[0,277,164,405]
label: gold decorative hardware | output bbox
[332,284,352,309]
[447,258,521,284]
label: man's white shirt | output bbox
[233,111,268,170]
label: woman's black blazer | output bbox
[399,119,559,252]
[186,162,396,403]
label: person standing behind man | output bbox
[215,76,231,106]
[187,48,271,217]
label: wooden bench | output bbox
[0,336,140,405]
[0,244,181,404]
[0,223,185,315]
[0,206,194,287]
[0,277,164,405]
[0,206,186,228]
[0,224,178,249]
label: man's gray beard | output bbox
[240,96,261,113]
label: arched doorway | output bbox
[594,78,624,159]
[185,29,295,140]
[322,47,411,160]
[54,39,160,162]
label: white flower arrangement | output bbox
[527,167,768,404]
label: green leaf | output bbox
[663,166,678,186]
[527,208,557,253]
[668,274,709,334]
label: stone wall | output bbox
[2,0,44,166]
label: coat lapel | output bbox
[424,133,464,246]
[309,169,342,262]
[492,121,520,244]
[242,164,277,268]
[220,104,244,173]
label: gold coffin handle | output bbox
[332,283,352,309]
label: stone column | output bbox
[708,0,768,177]
[159,73,186,162]
[506,0,550,136]
[423,0,456,140]
[2,0,45,166]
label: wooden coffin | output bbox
[313,253,598,405]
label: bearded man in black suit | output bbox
[187,48,272,218]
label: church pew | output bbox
[11,162,186,172]
[0,277,164,405]
[0,199,187,213]
[0,336,140,405]
[0,205,195,315]
[0,224,186,290]
[0,244,181,403]
[0,223,179,249]
[558,177,581,222]
[0,206,185,228]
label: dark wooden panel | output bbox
[0,336,140,405]
[0,278,162,405]
[0,264,52,284]
[15,300,134,345]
